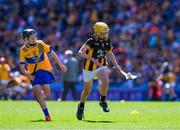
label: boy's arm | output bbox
[78,44,101,67]
[107,52,126,75]
[107,52,138,80]
[19,49,34,80]
[107,52,121,69]
[50,50,67,72]
[156,74,163,81]
[20,64,34,80]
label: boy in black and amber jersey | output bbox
[76,22,127,120]
[83,36,112,71]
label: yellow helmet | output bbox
[93,22,109,34]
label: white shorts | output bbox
[83,66,109,82]
[164,82,176,88]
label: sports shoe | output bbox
[45,115,51,121]
[99,101,110,112]
[76,104,84,120]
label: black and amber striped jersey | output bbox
[163,72,176,83]
[83,36,113,71]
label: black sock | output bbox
[79,102,85,109]
[100,95,106,102]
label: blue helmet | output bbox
[21,29,36,39]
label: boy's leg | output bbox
[97,70,109,96]
[32,85,51,121]
[80,80,93,103]
[42,84,51,99]
[97,69,110,112]
[76,80,93,120]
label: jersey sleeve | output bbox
[19,49,26,64]
[84,38,94,48]
[41,41,52,54]
[105,39,113,53]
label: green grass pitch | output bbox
[0,101,180,130]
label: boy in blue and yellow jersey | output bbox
[19,29,67,121]
[0,57,10,100]
[76,22,128,120]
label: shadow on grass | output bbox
[29,119,52,122]
[84,120,115,123]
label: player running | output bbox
[19,29,67,121]
[0,57,10,100]
[157,62,177,101]
[76,22,130,120]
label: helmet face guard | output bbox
[21,29,36,39]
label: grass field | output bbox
[0,101,180,130]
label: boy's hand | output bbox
[26,73,34,81]
[91,57,102,67]
[113,65,138,80]
[113,65,122,72]
[59,64,68,72]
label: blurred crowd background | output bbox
[0,0,180,101]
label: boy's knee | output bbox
[100,76,109,85]
[98,71,109,82]
[44,94,51,99]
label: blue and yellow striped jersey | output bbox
[19,40,52,74]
